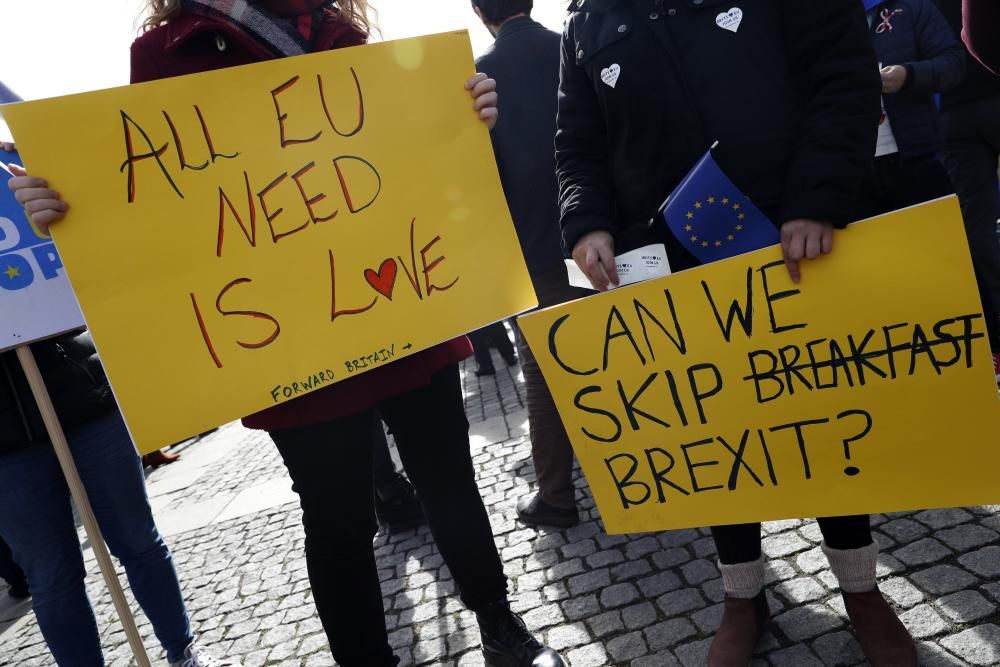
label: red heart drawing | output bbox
[364,258,398,300]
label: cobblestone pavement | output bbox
[2,349,999,666]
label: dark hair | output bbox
[471,0,533,25]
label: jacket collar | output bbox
[569,0,622,12]
[163,12,273,59]
[495,15,540,41]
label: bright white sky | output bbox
[0,0,567,106]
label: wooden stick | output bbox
[15,345,152,667]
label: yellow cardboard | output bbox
[518,198,1000,534]
[2,33,536,452]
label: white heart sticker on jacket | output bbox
[601,64,621,88]
[716,7,743,32]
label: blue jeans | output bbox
[0,412,193,666]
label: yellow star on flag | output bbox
[690,236,698,242]
[701,241,709,248]
[3,266,20,280]
[694,202,702,209]
[727,234,735,241]
[738,213,746,220]
[733,203,741,210]
[722,197,730,204]
[736,225,743,231]
[686,212,694,220]
[684,224,693,232]
[707,197,716,204]
[715,241,722,247]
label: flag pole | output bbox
[14,345,152,667]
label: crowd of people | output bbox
[2,0,998,666]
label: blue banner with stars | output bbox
[659,149,778,265]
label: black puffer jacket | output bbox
[0,331,116,457]
[556,0,882,262]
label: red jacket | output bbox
[131,12,473,430]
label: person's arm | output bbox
[555,22,619,291]
[892,0,966,94]
[963,0,1000,75]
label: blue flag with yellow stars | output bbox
[659,149,778,265]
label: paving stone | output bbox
[767,644,824,666]
[521,603,565,630]
[567,569,611,597]
[637,570,682,598]
[626,536,662,560]
[565,642,609,667]
[916,641,970,667]
[761,532,811,558]
[621,601,658,630]
[936,590,996,624]
[631,650,681,667]
[673,637,713,667]
[561,594,600,621]
[914,508,974,529]
[892,538,952,567]
[545,622,590,652]
[656,588,707,617]
[644,618,697,651]
[936,524,999,551]
[910,564,978,595]
[773,604,844,641]
[899,604,950,639]
[879,576,925,608]
[774,576,827,603]
[811,630,865,666]
[938,625,1000,665]
[681,559,718,586]
[606,631,648,662]
[796,546,828,574]
[586,610,624,638]
[879,518,931,543]
[957,546,1000,577]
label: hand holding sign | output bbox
[7,165,69,235]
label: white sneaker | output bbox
[169,643,241,667]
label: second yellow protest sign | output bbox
[2,32,535,452]
[518,198,1000,534]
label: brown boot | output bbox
[843,590,917,666]
[708,592,769,667]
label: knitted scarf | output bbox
[182,0,330,57]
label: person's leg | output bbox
[489,321,517,366]
[0,446,104,666]
[379,365,506,609]
[269,410,398,667]
[70,412,194,663]
[0,532,28,597]
[817,515,916,666]
[371,418,424,531]
[513,269,589,525]
[708,524,768,667]
[379,365,563,665]
[943,102,1000,351]
[468,327,497,375]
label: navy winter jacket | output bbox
[869,0,966,157]
[556,0,881,263]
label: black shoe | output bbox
[516,494,579,528]
[7,581,29,600]
[373,473,425,531]
[501,351,518,367]
[476,600,565,667]
[475,366,497,377]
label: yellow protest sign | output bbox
[518,198,1000,534]
[2,32,535,453]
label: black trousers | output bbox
[269,365,507,667]
[943,96,1000,351]
[712,516,872,565]
[469,321,516,371]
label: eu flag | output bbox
[658,149,778,265]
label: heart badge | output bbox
[364,258,398,300]
[601,64,621,89]
[716,7,743,33]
